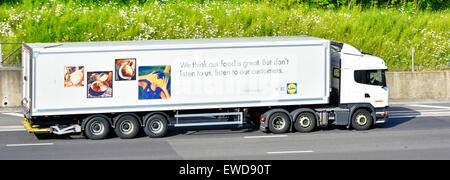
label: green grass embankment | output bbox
[0,1,448,71]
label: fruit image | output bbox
[92,83,100,92]
[91,81,109,92]
[122,64,134,77]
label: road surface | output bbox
[1,101,450,160]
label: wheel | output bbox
[351,109,373,130]
[268,112,291,134]
[294,112,316,133]
[114,115,140,139]
[144,114,168,138]
[85,116,111,140]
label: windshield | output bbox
[354,69,386,87]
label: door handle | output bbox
[365,93,370,98]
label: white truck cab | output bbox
[331,41,389,127]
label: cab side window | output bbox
[354,70,385,86]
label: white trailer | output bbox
[21,36,389,139]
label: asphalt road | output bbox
[1,101,450,160]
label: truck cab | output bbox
[331,41,389,127]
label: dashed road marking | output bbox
[267,150,314,154]
[0,125,25,132]
[389,107,450,118]
[6,143,54,147]
[1,112,24,117]
[244,135,288,139]
[0,129,26,132]
[409,104,450,109]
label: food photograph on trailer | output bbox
[138,65,171,100]
[115,58,136,81]
[64,66,84,87]
[87,71,113,98]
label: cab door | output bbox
[355,69,389,108]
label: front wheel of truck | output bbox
[351,109,373,130]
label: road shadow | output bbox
[165,124,260,137]
[34,133,84,140]
[32,107,419,140]
[32,124,260,140]
[297,106,419,133]
[374,106,418,129]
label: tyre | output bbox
[85,116,111,140]
[114,115,140,139]
[351,109,373,130]
[268,112,291,134]
[144,114,168,138]
[294,112,316,133]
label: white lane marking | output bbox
[6,143,54,147]
[0,125,26,132]
[391,111,450,115]
[244,135,288,139]
[388,108,450,118]
[390,114,450,118]
[390,109,450,113]
[409,104,450,109]
[1,112,24,117]
[0,125,24,129]
[267,150,314,154]
[0,129,26,132]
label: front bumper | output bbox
[374,107,389,124]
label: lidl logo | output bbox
[287,83,297,94]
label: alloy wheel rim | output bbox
[150,120,163,133]
[356,114,368,126]
[272,116,286,130]
[120,120,134,135]
[299,116,311,128]
[91,121,104,135]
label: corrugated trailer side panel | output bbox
[29,39,330,116]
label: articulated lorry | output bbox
[21,36,389,139]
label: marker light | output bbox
[260,116,266,122]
